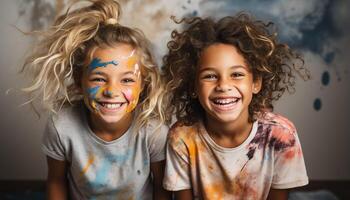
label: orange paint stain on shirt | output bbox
[80,154,95,176]
[271,126,295,144]
[203,182,225,200]
[284,146,302,159]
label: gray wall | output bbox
[1,0,349,180]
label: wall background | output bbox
[1,0,349,180]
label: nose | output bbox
[103,85,120,98]
[215,78,232,92]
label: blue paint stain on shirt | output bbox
[321,71,330,86]
[89,58,118,71]
[106,149,133,165]
[87,149,134,192]
[313,98,322,111]
[89,159,111,190]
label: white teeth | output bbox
[101,103,123,109]
[213,98,238,105]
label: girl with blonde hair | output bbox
[22,0,170,199]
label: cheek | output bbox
[86,86,105,100]
[123,84,142,113]
[123,89,133,102]
[123,85,141,102]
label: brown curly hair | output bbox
[162,13,310,125]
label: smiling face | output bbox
[196,43,262,126]
[81,43,142,125]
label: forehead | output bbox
[198,43,247,69]
[86,44,140,73]
[92,43,135,61]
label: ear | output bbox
[252,76,262,94]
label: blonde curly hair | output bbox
[21,0,165,130]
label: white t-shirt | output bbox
[42,103,168,200]
[163,112,308,200]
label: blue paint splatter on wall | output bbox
[321,71,330,86]
[324,52,335,64]
[313,98,322,111]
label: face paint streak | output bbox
[87,86,105,111]
[89,58,119,71]
[126,56,138,69]
[80,154,95,176]
[126,93,139,113]
[124,86,141,113]
[105,90,113,97]
[123,89,133,101]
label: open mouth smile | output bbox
[210,97,240,111]
[96,101,126,111]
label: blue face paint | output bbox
[105,90,113,97]
[89,58,119,71]
[87,86,100,99]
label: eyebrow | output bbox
[198,65,248,73]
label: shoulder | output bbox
[257,112,298,150]
[138,119,170,144]
[140,119,169,137]
[50,103,86,135]
[167,121,200,144]
[259,112,296,134]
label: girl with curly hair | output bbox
[22,0,170,199]
[162,13,309,200]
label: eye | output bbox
[121,78,136,83]
[90,78,106,82]
[231,72,244,78]
[202,74,217,80]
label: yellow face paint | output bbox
[126,55,138,70]
[124,84,141,113]
[83,48,142,116]
[85,85,106,112]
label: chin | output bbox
[96,111,132,125]
[207,109,242,124]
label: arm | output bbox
[46,156,68,200]
[267,188,289,200]
[174,189,193,200]
[150,160,172,200]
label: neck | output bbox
[88,112,133,142]
[204,112,253,148]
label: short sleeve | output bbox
[163,129,191,191]
[147,123,169,163]
[41,117,66,161]
[271,129,309,189]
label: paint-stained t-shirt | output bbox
[163,112,308,200]
[42,103,168,200]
